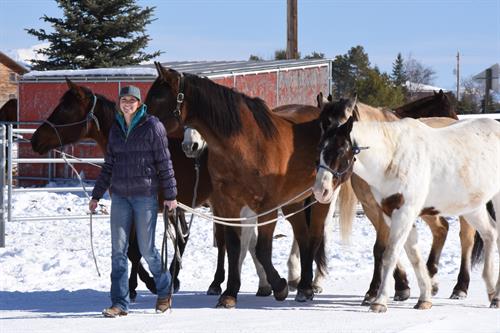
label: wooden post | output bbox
[485,68,492,113]
[456,52,460,101]
[286,0,298,59]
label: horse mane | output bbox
[185,74,277,139]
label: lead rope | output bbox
[61,151,101,277]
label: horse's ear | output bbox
[317,92,324,109]
[156,62,179,88]
[344,116,355,134]
[327,94,333,102]
[154,61,164,80]
[65,77,85,100]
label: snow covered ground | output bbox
[1,189,499,332]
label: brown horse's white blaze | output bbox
[316,116,500,312]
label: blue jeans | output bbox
[109,194,171,311]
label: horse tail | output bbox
[472,200,497,266]
[338,179,357,243]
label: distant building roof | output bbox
[22,59,331,81]
[0,51,29,74]
[404,81,448,93]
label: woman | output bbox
[89,85,177,317]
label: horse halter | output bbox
[317,145,369,178]
[43,94,101,149]
[173,72,185,120]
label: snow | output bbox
[23,67,157,78]
[1,189,499,333]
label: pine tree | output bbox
[391,53,406,86]
[331,45,370,99]
[25,0,161,70]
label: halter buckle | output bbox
[177,92,185,104]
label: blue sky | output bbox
[1,0,499,90]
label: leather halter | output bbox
[317,146,369,178]
[173,72,185,120]
[44,94,100,148]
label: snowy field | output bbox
[1,189,499,333]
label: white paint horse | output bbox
[313,115,500,312]
[182,126,332,293]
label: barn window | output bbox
[9,72,17,82]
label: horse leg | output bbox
[216,224,242,308]
[421,215,449,296]
[450,217,475,299]
[255,212,289,301]
[283,202,317,302]
[403,225,433,310]
[462,206,498,306]
[359,201,410,305]
[207,222,226,295]
[351,176,409,304]
[287,238,301,292]
[490,194,500,308]
[371,207,420,313]
[246,224,272,297]
[168,210,189,294]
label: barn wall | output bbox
[18,64,329,184]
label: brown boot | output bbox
[155,295,172,313]
[102,306,128,318]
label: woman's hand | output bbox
[164,199,178,211]
[89,199,98,213]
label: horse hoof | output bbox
[450,290,467,300]
[369,303,387,313]
[256,285,272,297]
[216,296,236,309]
[393,289,410,301]
[295,289,314,302]
[414,300,432,310]
[130,290,137,303]
[431,283,439,296]
[312,285,323,294]
[207,285,222,296]
[273,279,289,301]
[489,298,499,308]
[288,279,299,292]
[361,294,376,306]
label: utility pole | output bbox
[456,51,460,101]
[286,0,298,59]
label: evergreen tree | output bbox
[303,51,325,59]
[25,0,161,70]
[391,52,406,86]
[249,54,264,61]
[356,68,405,108]
[331,45,370,99]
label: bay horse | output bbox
[316,95,483,303]
[145,63,332,308]
[29,79,286,299]
[30,79,213,300]
[314,114,500,311]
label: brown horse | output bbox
[145,63,331,308]
[30,79,212,300]
[316,95,483,304]
[0,99,17,123]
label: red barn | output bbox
[18,59,331,185]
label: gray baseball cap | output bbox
[119,85,141,101]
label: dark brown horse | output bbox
[145,63,331,308]
[0,99,17,123]
[316,94,483,303]
[30,79,212,300]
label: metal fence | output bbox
[0,125,108,247]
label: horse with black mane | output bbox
[145,63,332,308]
